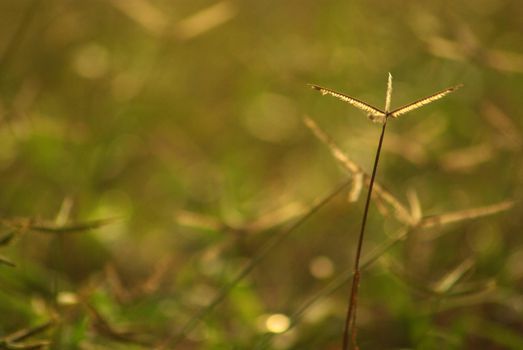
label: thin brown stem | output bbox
[343,119,388,350]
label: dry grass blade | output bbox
[437,279,496,299]
[407,189,423,225]
[0,342,50,350]
[25,218,118,234]
[308,84,385,119]
[433,258,475,294]
[175,1,237,40]
[175,202,308,233]
[420,200,515,229]
[245,202,309,232]
[0,255,16,267]
[439,143,494,172]
[175,210,224,231]
[141,257,173,295]
[424,36,467,62]
[348,173,364,203]
[381,256,482,299]
[0,230,16,246]
[484,48,523,73]
[390,84,463,118]
[373,195,391,218]
[303,116,360,174]
[303,116,414,225]
[110,0,168,35]
[372,185,414,225]
[2,322,53,344]
[416,282,498,327]
[422,28,523,73]
[54,197,73,226]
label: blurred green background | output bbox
[0,0,522,349]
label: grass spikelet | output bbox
[309,74,462,349]
[420,200,515,229]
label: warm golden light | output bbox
[265,314,290,334]
[309,256,335,279]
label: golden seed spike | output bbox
[309,77,462,122]
[390,84,463,118]
[385,73,393,113]
[308,84,386,119]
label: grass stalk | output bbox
[343,119,388,350]
[342,73,393,350]
[309,75,463,349]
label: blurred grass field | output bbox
[0,0,522,349]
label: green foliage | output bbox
[0,0,522,349]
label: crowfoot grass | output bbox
[309,74,462,350]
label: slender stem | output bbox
[342,119,388,350]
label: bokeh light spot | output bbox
[265,313,290,333]
[57,291,79,305]
[72,43,109,79]
[309,255,335,279]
